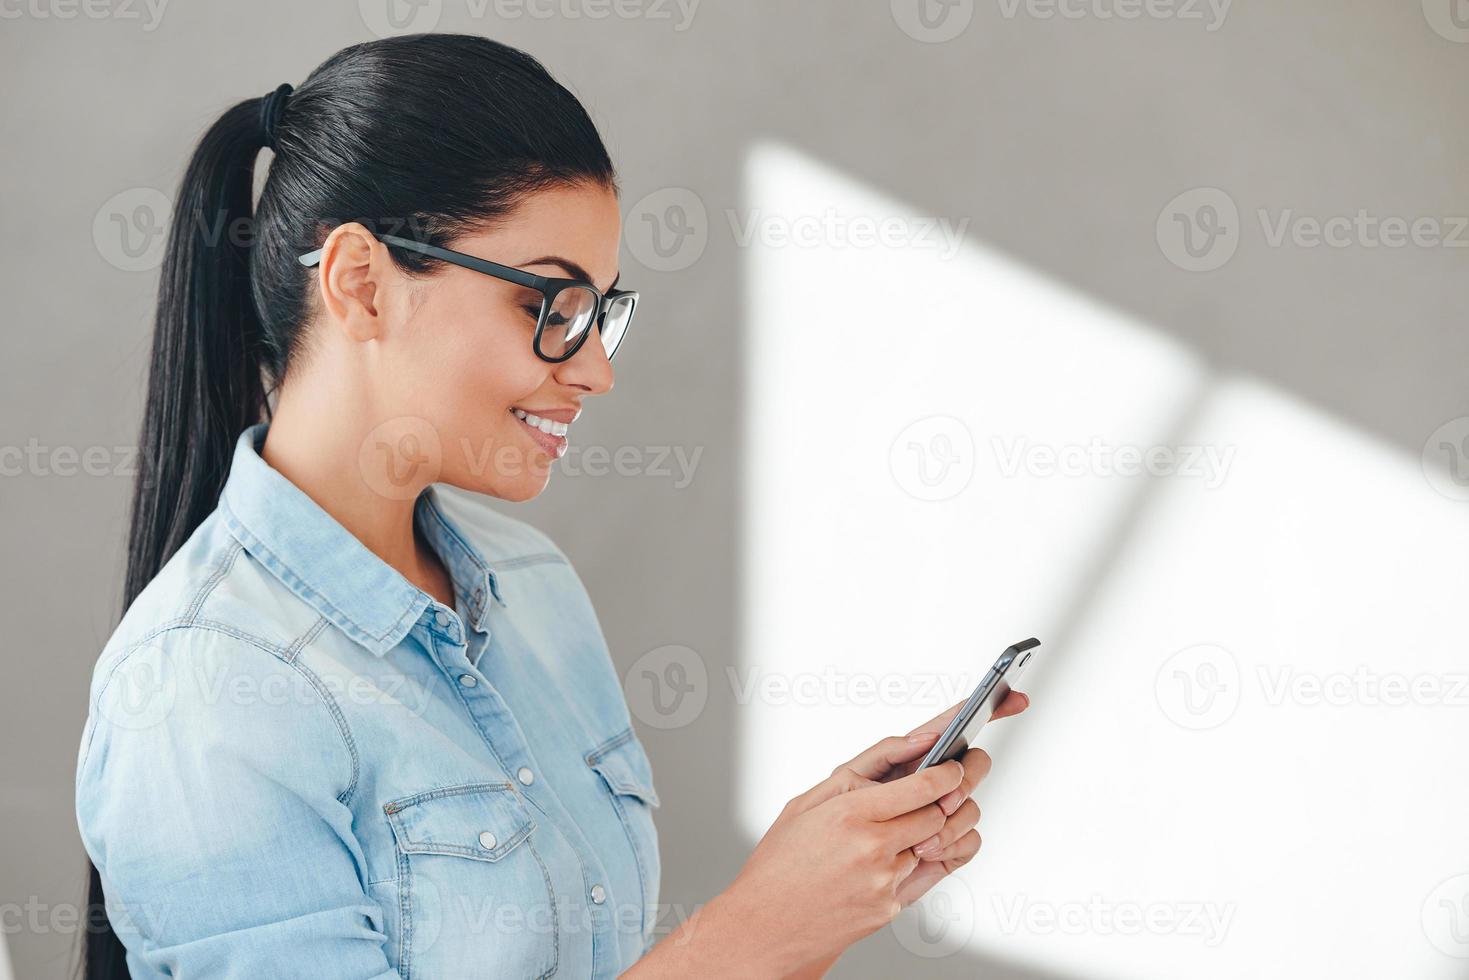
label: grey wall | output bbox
[3,2,1466,978]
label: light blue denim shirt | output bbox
[76,424,660,979]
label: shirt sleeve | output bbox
[75,626,398,979]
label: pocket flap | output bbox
[586,729,661,808]
[383,781,535,862]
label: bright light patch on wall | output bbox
[736,140,1469,979]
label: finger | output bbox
[991,690,1030,721]
[838,731,940,782]
[906,700,965,738]
[894,845,922,883]
[936,828,983,869]
[913,798,979,860]
[906,689,1031,740]
[852,760,964,821]
[895,855,948,908]
[937,746,993,816]
[791,765,875,817]
[880,801,948,851]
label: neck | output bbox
[260,377,450,605]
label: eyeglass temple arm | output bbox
[296,233,548,290]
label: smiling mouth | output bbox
[510,407,570,436]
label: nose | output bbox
[554,328,615,395]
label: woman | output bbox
[75,33,1027,979]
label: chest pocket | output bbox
[585,729,661,949]
[384,782,557,980]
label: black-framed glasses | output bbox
[298,233,637,363]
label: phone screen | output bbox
[917,638,1040,769]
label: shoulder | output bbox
[103,508,321,666]
[79,513,353,801]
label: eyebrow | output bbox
[520,255,620,292]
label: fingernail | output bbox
[914,836,941,857]
[907,731,940,743]
[940,791,960,815]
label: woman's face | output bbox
[323,181,623,504]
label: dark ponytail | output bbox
[82,33,616,979]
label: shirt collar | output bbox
[219,424,503,656]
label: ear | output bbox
[311,222,394,343]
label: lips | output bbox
[510,407,571,435]
[509,407,569,459]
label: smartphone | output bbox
[917,638,1040,769]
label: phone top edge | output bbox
[1004,637,1041,658]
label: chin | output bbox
[493,473,552,502]
[448,462,552,503]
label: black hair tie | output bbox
[258,83,294,151]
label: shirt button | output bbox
[590,884,606,905]
[517,767,535,786]
[478,831,497,850]
[434,610,450,628]
[458,673,478,688]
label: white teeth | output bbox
[511,408,569,436]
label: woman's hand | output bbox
[626,691,1030,979]
[724,690,1028,971]
[715,750,966,973]
[888,691,1029,906]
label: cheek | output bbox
[418,304,548,423]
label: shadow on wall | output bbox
[605,3,1469,980]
